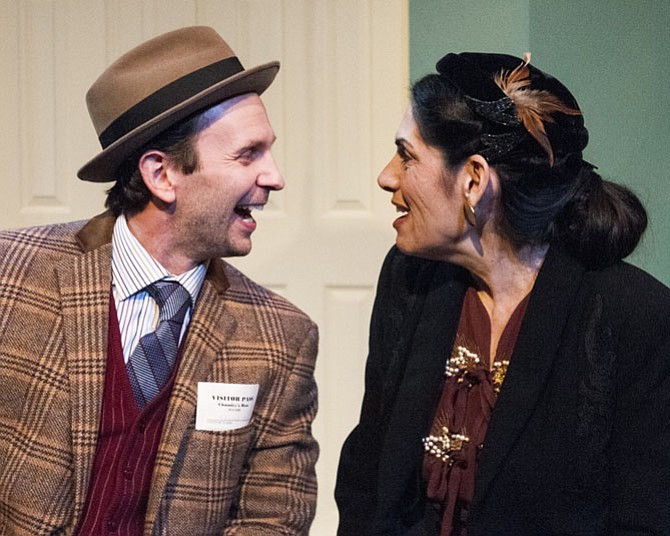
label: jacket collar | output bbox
[75,211,230,293]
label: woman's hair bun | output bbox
[557,167,647,268]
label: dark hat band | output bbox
[99,56,244,148]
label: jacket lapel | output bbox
[58,213,116,524]
[377,260,468,522]
[56,212,233,533]
[473,247,586,503]
[145,258,232,532]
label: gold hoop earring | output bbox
[464,202,477,227]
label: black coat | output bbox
[336,246,670,535]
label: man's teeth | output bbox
[237,204,264,212]
[235,204,265,221]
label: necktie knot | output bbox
[146,280,191,323]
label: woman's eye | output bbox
[398,150,411,167]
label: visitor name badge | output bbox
[196,382,259,431]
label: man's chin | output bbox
[216,241,253,259]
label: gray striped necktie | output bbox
[126,281,191,409]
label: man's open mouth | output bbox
[234,204,264,221]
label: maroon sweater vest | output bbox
[76,297,184,535]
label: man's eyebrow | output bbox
[238,134,277,149]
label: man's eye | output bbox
[238,146,262,162]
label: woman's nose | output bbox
[377,155,401,192]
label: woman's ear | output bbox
[138,150,176,205]
[461,154,492,208]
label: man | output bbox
[0,26,318,535]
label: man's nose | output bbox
[258,152,284,191]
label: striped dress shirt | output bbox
[111,215,206,363]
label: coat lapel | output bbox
[58,213,116,525]
[145,258,232,533]
[55,212,233,533]
[473,247,586,503]
[377,260,468,521]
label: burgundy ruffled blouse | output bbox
[422,287,530,535]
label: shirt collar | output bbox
[111,214,206,304]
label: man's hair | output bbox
[105,112,203,217]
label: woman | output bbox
[335,52,670,535]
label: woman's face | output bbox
[378,106,469,261]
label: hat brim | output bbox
[77,61,279,182]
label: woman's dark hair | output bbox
[105,111,203,217]
[411,52,647,269]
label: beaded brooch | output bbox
[423,346,511,463]
[423,426,470,464]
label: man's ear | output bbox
[460,154,493,208]
[138,150,176,204]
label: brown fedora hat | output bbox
[78,26,279,182]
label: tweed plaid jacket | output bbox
[0,212,319,535]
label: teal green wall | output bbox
[410,0,670,285]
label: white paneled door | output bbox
[0,1,408,533]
